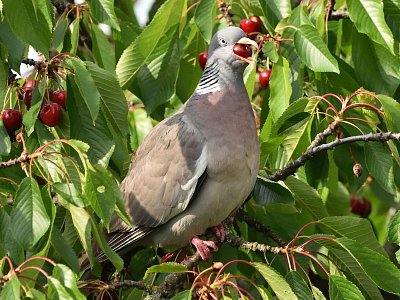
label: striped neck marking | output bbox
[194,63,220,95]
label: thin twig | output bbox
[233,208,285,246]
[267,132,400,182]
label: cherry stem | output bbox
[306,249,340,270]
[183,0,200,16]
[0,176,18,186]
[343,102,383,115]
[298,236,337,249]
[322,93,344,105]
[344,117,382,132]
[312,96,339,116]
[340,120,365,135]
[1,256,15,273]
[215,259,253,280]
[17,256,56,269]
[299,250,330,276]
[17,266,49,279]
[287,221,320,249]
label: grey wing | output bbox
[112,112,207,231]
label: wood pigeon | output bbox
[89,26,260,267]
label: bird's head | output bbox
[206,27,258,72]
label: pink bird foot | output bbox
[191,236,218,261]
[211,224,225,242]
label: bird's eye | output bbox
[219,38,228,46]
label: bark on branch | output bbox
[267,132,400,182]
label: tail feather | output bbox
[79,227,153,275]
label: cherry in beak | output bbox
[233,37,259,64]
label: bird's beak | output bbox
[235,37,259,64]
[236,37,259,51]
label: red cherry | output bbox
[240,19,260,35]
[233,44,252,59]
[50,90,67,109]
[24,90,33,109]
[39,103,62,127]
[350,195,372,218]
[1,109,22,133]
[23,80,37,92]
[259,70,272,89]
[198,51,208,70]
[250,16,262,32]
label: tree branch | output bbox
[0,154,30,168]
[233,208,285,246]
[225,230,285,254]
[112,280,153,293]
[267,132,400,182]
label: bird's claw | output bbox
[211,224,225,242]
[191,236,218,261]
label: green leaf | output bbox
[379,95,400,132]
[90,219,123,271]
[86,0,120,30]
[10,177,50,249]
[90,23,116,72]
[23,80,45,136]
[0,19,25,71]
[128,107,153,150]
[0,210,24,264]
[51,264,86,300]
[171,290,191,300]
[68,18,80,54]
[253,177,294,206]
[388,210,400,244]
[50,226,80,273]
[145,262,188,277]
[252,262,298,300]
[52,17,68,53]
[244,61,257,99]
[329,275,365,300]
[284,176,329,220]
[312,286,327,300]
[337,238,400,295]
[132,25,180,114]
[352,31,400,96]
[70,58,101,123]
[69,205,94,268]
[176,23,206,102]
[194,0,217,43]
[85,164,116,227]
[294,25,339,73]
[383,0,400,42]
[67,75,115,164]
[271,98,312,135]
[364,142,394,194]
[267,0,292,19]
[319,239,384,299]
[53,183,86,207]
[2,0,51,57]
[286,271,313,300]
[116,0,185,87]
[319,216,386,255]
[86,62,128,136]
[347,0,394,54]
[47,277,77,300]
[262,41,279,63]
[1,276,20,300]
[269,56,291,122]
[0,119,11,155]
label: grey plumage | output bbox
[94,26,259,265]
